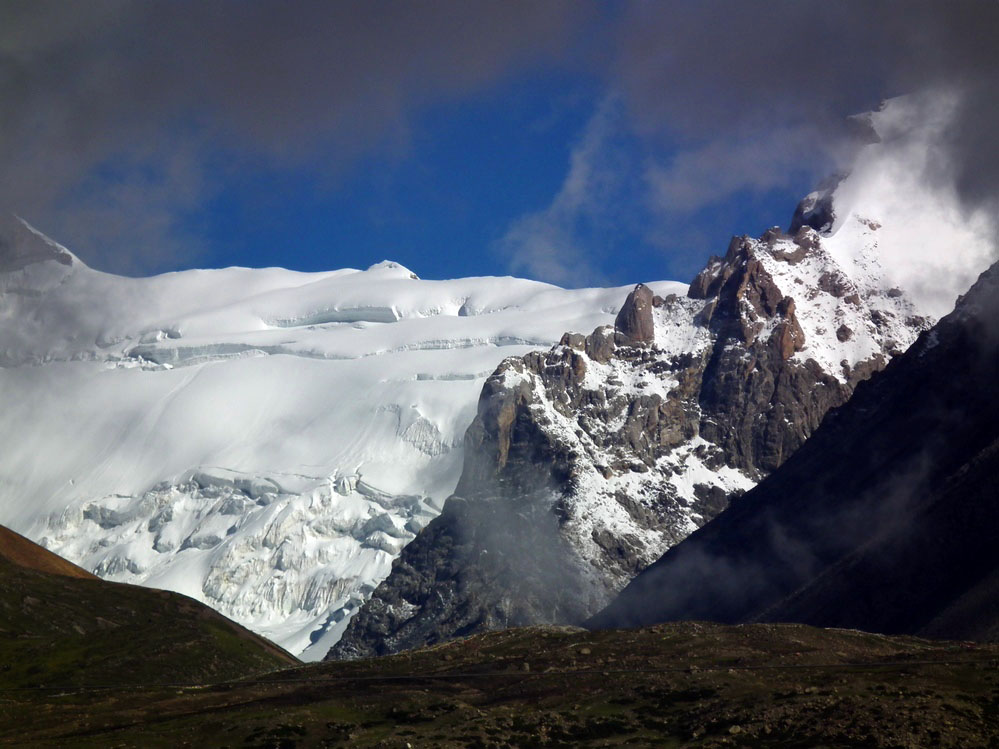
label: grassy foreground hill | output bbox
[3,524,999,746]
[0,525,98,579]
[0,524,296,691]
[2,620,999,747]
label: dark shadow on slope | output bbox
[590,262,999,639]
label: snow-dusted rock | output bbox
[592,258,999,637]
[0,216,682,658]
[329,154,992,659]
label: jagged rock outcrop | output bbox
[788,175,842,235]
[690,234,838,474]
[0,214,75,273]
[328,219,932,660]
[613,282,656,343]
[591,261,999,641]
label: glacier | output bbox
[0,214,684,659]
[0,94,994,660]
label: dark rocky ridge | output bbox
[329,224,929,660]
[788,175,842,235]
[591,260,999,641]
[0,214,75,273]
[690,234,861,475]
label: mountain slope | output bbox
[0,523,296,688]
[330,98,998,659]
[329,214,949,659]
[0,212,682,659]
[7,623,999,747]
[590,260,999,639]
[767,436,999,641]
[0,525,95,579]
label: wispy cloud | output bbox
[495,99,639,286]
[644,127,826,215]
[495,99,629,286]
[0,0,588,273]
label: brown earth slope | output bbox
[0,523,297,689]
[0,524,96,579]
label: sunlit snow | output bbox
[0,215,682,658]
[0,96,993,658]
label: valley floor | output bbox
[3,622,998,748]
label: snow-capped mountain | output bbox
[591,257,999,640]
[330,97,998,659]
[1,95,993,661]
[329,219,935,659]
[0,214,682,659]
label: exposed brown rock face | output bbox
[329,224,931,661]
[592,262,999,642]
[614,283,655,343]
[689,236,851,476]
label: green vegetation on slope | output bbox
[0,553,296,691]
[2,622,998,747]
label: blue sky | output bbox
[187,73,817,286]
[8,2,989,289]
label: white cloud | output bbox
[824,92,997,318]
[496,98,633,286]
[643,125,831,216]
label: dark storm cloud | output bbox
[612,0,999,213]
[1,0,586,161]
[0,0,588,271]
[2,1,998,273]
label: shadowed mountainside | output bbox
[591,260,999,641]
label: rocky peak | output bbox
[614,283,656,344]
[690,235,805,360]
[591,259,999,639]
[0,215,76,274]
[788,175,842,235]
[328,214,935,660]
